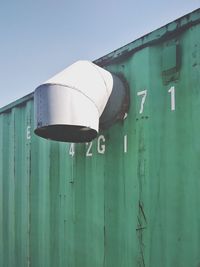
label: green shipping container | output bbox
[1,8,200,267]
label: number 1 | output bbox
[168,86,175,111]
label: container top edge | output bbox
[94,8,200,66]
[0,92,34,114]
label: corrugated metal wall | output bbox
[0,101,31,267]
[1,9,200,267]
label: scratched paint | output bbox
[1,8,200,267]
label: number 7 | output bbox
[137,90,147,114]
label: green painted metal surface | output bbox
[1,8,200,267]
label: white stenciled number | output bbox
[86,142,93,157]
[137,90,147,114]
[69,143,75,157]
[124,135,127,153]
[168,86,175,111]
[26,126,31,140]
[97,135,105,154]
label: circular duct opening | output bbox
[34,125,97,143]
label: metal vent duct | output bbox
[34,60,129,142]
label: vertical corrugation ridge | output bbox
[30,109,39,267]
[14,106,22,267]
[49,141,59,267]
[25,101,32,267]
[38,138,50,267]
[58,142,68,266]
[8,108,16,267]
[0,114,3,267]
[2,113,10,267]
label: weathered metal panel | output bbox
[1,8,200,267]
[0,103,31,267]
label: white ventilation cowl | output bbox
[34,60,129,142]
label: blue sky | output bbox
[0,0,200,107]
